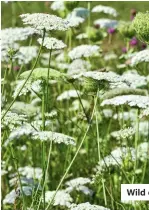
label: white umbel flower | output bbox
[92,5,118,17]
[111,127,135,140]
[51,1,65,11]
[101,95,149,109]
[131,49,149,66]
[70,202,110,210]
[67,59,91,76]
[137,142,149,161]
[18,166,42,179]
[68,45,100,60]
[140,107,149,118]
[94,19,118,28]
[66,13,85,27]
[15,46,38,64]
[57,90,82,101]
[38,37,66,50]
[20,13,70,31]
[32,131,76,145]
[45,190,73,207]
[66,177,91,188]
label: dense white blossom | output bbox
[111,127,135,140]
[45,190,73,207]
[131,49,149,66]
[15,46,38,64]
[68,45,100,60]
[137,142,149,161]
[92,5,118,17]
[101,95,149,109]
[94,19,118,28]
[32,131,76,145]
[70,202,110,210]
[20,13,70,31]
[66,177,91,188]
[38,37,66,50]
[67,59,91,75]
[18,166,42,179]
[57,90,82,101]
[51,1,65,11]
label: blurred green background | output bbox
[1,1,149,28]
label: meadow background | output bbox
[1,1,149,210]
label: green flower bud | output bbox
[118,21,135,39]
[86,27,104,42]
[132,12,149,45]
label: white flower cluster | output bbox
[66,13,85,27]
[38,37,66,50]
[18,166,42,179]
[32,131,76,145]
[65,177,93,196]
[51,0,65,11]
[76,33,88,40]
[57,90,82,101]
[45,190,73,207]
[94,19,118,28]
[3,186,33,204]
[137,142,149,161]
[20,13,70,31]
[13,79,42,98]
[67,59,91,75]
[15,46,38,64]
[104,52,117,61]
[101,95,149,109]
[113,110,136,122]
[111,127,135,140]
[72,7,89,19]
[92,5,118,17]
[70,202,110,210]
[68,45,100,60]
[122,70,147,88]
[131,49,149,66]
[1,111,27,131]
[71,99,90,111]
[95,147,136,173]
[140,107,149,118]
[138,121,149,137]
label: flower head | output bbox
[38,37,66,50]
[20,13,70,31]
[92,5,118,17]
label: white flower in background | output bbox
[138,121,149,137]
[15,46,38,64]
[57,90,82,101]
[20,13,70,31]
[71,99,90,111]
[92,5,118,17]
[122,70,147,88]
[51,0,65,11]
[111,127,135,140]
[67,59,91,76]
[18,166,42,179]
[1,111,27,131]
[65,177,93,196]
[32,131,76,145]
[94,19,118,28]
[137,142,149,161]
[3,186,33,204]
[1,27,36,46]
[131,49,149,66]
[104,52,117,61]
[76,33,88,40]
[101,95,149,109]
[13,79,42,98]
[113,110,136,122]
[1,43,20,62]
[55,51,65,62]
[140,107,149,118]
[68,45,100,60]
[66,13,85,27]
[38,37,67,50]
[66,177,91,188]
[70,202,110,210]
[94,147,136,174]
[45,190,73,207]
[4,124,35,146]
[72,7,89,19]
[102,109,113,118]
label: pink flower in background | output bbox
[122,47,127,53]
[107,28,116,34]
[130,37,138,46]
[13,66,20,71]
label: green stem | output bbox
[46,49,52,112]
[45,90,99,210]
